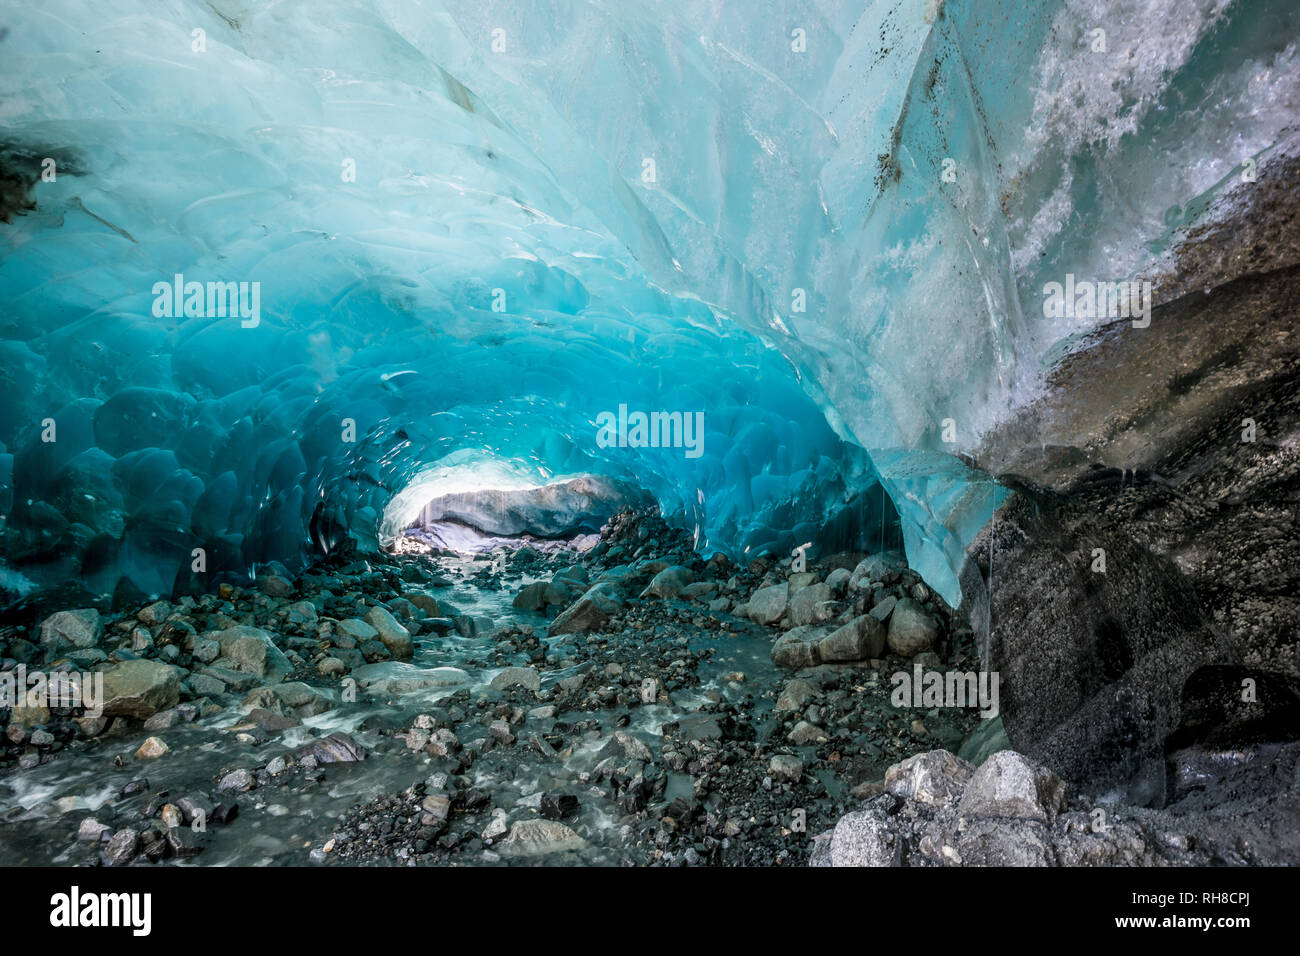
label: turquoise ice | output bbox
[1,0,1295,603]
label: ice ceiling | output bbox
[1,0,1296,605]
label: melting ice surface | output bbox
[1,0,1297,606]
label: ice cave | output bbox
[1,0,1298,875]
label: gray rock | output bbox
[142,709,180,732]
[101,659,181,719]
[497,819,587,857]
[259,574,293,598]
[104,828,140,866]
[490,666,542,693]
[39,609,101,650]
[825,567,852,595]
[884,749,975,807]
[642,565,696,599]
[747,583,789,625]
[958,750,1066,823]
[482,808,509,841]
[956,818,1054,866]
[771,625,827,669]
[829,805,898,866]
[363,606,413,660]
[775,678,819,713]
[817,614,886,662]
[244,681,332,717]
[292,732,366,765]
[214,626,292,681]
[613,730,653,762]
[549,583,622,635]
[317,657,346,676]
[769,753,804,782]
[785,582,835,627]
[512,581,548,612]
[337,618,378,642]
[868,595,897,622]
[788,720,827,745]
[137,601,173,625]
[217,769,255,793]
[886,598,939,657]
[77,817,110,842]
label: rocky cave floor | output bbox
[1,508,1297,867]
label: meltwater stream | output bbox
[3,542,947,867]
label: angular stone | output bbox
[775,678,819,713]
[884,749,975,807]
[829,805,898,867]
[363,606,413,660]
[134,735,169,759]
[886,598,939,657]
[747,583,789,625]
[549,583,622,635]
[788,720,827,745]
[102,659,181,719]
[292,732,366,764]
[771,625,827,669]
[104,828,140,866]
[641,565,695,599]
[39,609,101,650]
[769,753,804,782]
[77,817,110,842]
[869,595,898,622]
[958,750,1066,823]
[490,666,542,693]
[497,819,587,857]
[214,626,292,681]
[818,614,885,662]
[336,618,378,642]
[786,582,834,627]
[512,581,548,612]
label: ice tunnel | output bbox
[2,0,1297,609]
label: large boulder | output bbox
[771,626,827,669]
[101,660,181,719]
[490,666,542,693]
[747,583,789,625]
[352,662,470,695]
[886,598,939,657]
[786,582,835,627]
[827,804,899,867]
[775,678,819,713]
[39,609,102,651]
[958,750,1066,823]
[817,615,885,662]
[884,750,975,808]
[363,606,413,660]
[641,565,696,599]
[550,583,622,635]
[214,626,292,681]
[512,581,548,612]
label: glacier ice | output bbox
[1,0,1297,606]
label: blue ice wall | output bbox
[1,0,1296,604]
